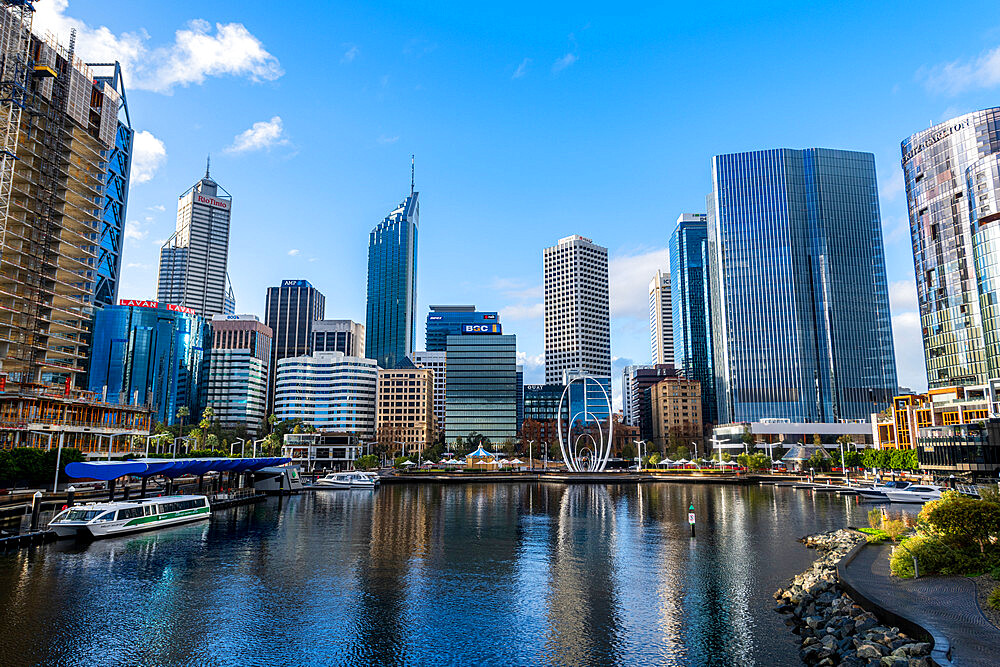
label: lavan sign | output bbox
[462,324,501,334]
[195,193,230,210]
[118,300,197,316]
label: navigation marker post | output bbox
[688,503,696,538]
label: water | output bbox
[0,483,880,666]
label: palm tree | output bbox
[176,406,190,434]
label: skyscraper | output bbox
[649,269,673,365]
[206,315,272,435]
[274,352,377,436]
[902,109,1000,387]
[264,279,326,413]
[445,332,517,446]
[543,235,611,384]
[970,152,1000,380]
[157,162,233,318]
[366,185,418,369]
[709,148,897,423]
[425,305,498,351]
[669,213,717,424]
[412,350,447,437]
[313,319,365,357]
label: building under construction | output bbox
[0,1,143,452]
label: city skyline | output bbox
[50,0,1000,405]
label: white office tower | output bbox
[649,269,673,365]
[543,235,611,384]
[412,350,446,434]
[274,352,378,437]
[157,162,232,317]
[206,315,272,435]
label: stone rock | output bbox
[856,644,883,659]
[805,616,824,630]
[907,658,929,667]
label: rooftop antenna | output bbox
[205,154,211,179]
[411,154,414,194]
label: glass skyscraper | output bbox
[425,305,499,351]
[902,108,1000,387]
[708,148,897,423]
[970,152,1000,379]
[88,301,211,425]
[366,191,419,369]
[669,213,717,424]
[444,333,517,446]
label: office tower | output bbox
[669,213,717,424]
[377,367,434,456]
[971,152,1000,379]
[708,148,898,423]
[273,351,378,436]
[649,270,674,365]
[543,235,611,383]
[902,109,1000,387]
[88,300,211,425]
[157,162,233,318]
[264,279,325,412]
[412,350,446,437]
[313,319,365,357]
[425,305,499,351]
[516,364,524,434]
[649,377,702,453]
[445,332,517,446]
[622,364,676,438]
[206,315,272,435]
[366,186,418,369]
[621,364,652,426]
[0,26,129,386]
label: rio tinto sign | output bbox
[195,193,230,210]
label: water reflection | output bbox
[0,483,875,666]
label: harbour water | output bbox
[0,482,875,666]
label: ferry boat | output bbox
[315,471,379,489]
[48,495,211,539]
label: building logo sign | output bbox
[119,299,158,309]
[166,304,196,316]
[902,120,970,163]
[195,194,230,210]
[282,279,309,287]
[428,316,443,320]
[462,324,501,334]
[482,314,497,320]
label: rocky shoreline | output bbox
[773,529,933,666]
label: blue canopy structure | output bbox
[64,457,291,481]
[467,446,496,458]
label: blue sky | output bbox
[39,0,1000,406]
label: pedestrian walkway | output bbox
[840,542,1000,667]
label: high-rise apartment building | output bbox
[412,350,446,437]
[970,151,1000,380]
[88,300,211,425]
[445,333,517,446]
[902,109,1000,387]
[649,377,702,453]
[621,364,676,440]
[425,305,499,351]
[264,279,325,412]
[0,23,131,387]
[313,319,365,357]
[649,270,673,366]
[157,164,233,318]
[206,315,272,435]
[366,189,418,369]
[273,351,377,436]
[622,364,653,426]
[669,213,717,424]
[376,367,434,456]
[709,148,898,423]
[543,235,611,384]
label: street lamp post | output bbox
[634,439,647,471]
[230,438,246,457]
[527,440,535,471]
[252,438,266,458]
[145,433,170,458]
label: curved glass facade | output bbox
[274,352,378,437]
[366,193,418,369]
[901,108,1000,387]
[709,148,897,423]
[88,302,211,425]
[970,154,1000,379]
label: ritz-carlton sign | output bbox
[902,119,969,164]
[195,193,230,210]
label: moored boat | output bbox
[315,471,379,489]
[883,485,944,504]
[48,495,211,539]
[854,481,912,501]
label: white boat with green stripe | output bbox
[48,495,211,539]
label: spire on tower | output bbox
[205,155,211,179]
[411,154,414,194]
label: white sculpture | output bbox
[557,375,613,472]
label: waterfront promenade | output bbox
[840,542,1000,667]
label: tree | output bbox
[176,406,190,434]
[921,491,1000,553]
[355,454,379,470]
[675,445,690,461]
[812,433,822,448]
[742,426,756,452]
[621,442,637,461]
[649,452,662,466]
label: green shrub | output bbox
[868,508,883,530]
[921,491,1000,553]
[991,566,1000,581]
[354,454,378,470]
[890,535,980,578]
[990,586,1000,611]
[883,519,907,542]
[980,485,1000,505]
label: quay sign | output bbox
[195,193,230,210]
[462,323,501,334]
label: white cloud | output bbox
[287,248,300,256]
[922,44,1000,95]
[124,220,147,241]
[131,130,166,184]
[888,280,918,313]
[516,351,544,369]
[501,302,544,321]
[125,262,151,270]
[341,45,358,63]
[552,53,578,73]
[892,312,927,391]
[882,213,910,245]
[377,134,400,145]
[147,204,166,212]
[33,2,282,94]
[226,116,288,153]
[880,167,905,203]
[513,58,530,79]
[609,247,668,318]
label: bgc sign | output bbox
[462,323,501,335]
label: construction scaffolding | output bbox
[0,1,32,273]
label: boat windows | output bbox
[64,509,104,522]
[117,507,145,520]
[159,498,205,513]
[93,511,116,522]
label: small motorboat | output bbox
[315,471,379,489]
[854,481,912,501]
[883,485,944,504]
